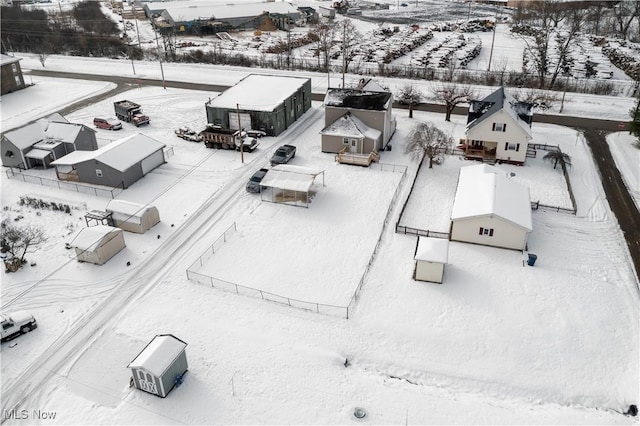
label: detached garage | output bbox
[72,225,126,265]
[106,200,160,234]
[259,164,325,208]
[450,164,532,251]
[128,334,188,398]
[52,133,166,189]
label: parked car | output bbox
[245,129,267,138]
[175,127,202,142]
[93,117,122,130]
[1,311,37,342]
[270,144,296,166]
[246,168,269,193]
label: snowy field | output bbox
[608,132,640,209]
[1,62,639,424]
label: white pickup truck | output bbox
[1,311,37,342]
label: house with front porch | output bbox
[461,87,534,165]
[1,115,97,170]
[321,87,396,155]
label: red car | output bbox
[93,117,122,130]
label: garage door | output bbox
[228,112,252,130]
[141,150,165,175]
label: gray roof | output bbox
[466,87,534,134]
[324,89,391,111]
[2,119,93,150]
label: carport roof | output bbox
[260,165,324,192]
[72,225,122,251]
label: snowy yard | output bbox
[0,60,638,425]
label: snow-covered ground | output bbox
[608,132,640,210]
[1,59,639,424]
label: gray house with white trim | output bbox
[1,115,97,169]
[51,133,166,189]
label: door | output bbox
[137,370,159,395]
[141,150,165,175]
[348,138,358,153]
[228,112,252,131]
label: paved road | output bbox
[26,69,640,283]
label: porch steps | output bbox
[526,146,537,158]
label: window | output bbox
[506,143,520,151]
[351,139,357,148]
[479,227,494,236]
[343,138,350,145]
[492,123,506,132]
[11,64,17,73]
[5,150,14,158]
[471,140,483,147]
[96,169,103,177]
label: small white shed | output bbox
[106,200,160,234]
[72,225,125,265]
[414,237,449,284]
[128,334,188,398]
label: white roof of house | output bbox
[24,148,51,160]
[106,200,156,217]
[72,225,123,251]
[128,334,187,377]
[415,237,449,263]
[361,80,387,93]
[2,119,88,150]
[159,1,299,22]
[320,112,381,141]
[208,74,309,112]
[52,133,165,171]
[451,164,532,231]
[260,164,323,192]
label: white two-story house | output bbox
[462,87,534,165]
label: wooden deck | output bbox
[335,148,380,166]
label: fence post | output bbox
[209,276,214,287]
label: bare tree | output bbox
[432,83,477,122]
[339,19,361,88]
[612,0,640,40]
[38,50,50,68]
[1,220,47,271]
[405,122,453,169]
[513,89,559,112]
[311,19,336,73]
[543,150,572,169]
[398,84,423,118]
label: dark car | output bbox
[245,129,267,138]
[246,168,269,193]
[93,117,122,130]
[270,144,296,166]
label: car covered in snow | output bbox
[1,311,37,342]
[93,117,122,130]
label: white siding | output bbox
[451,216,529,251]
[415,261,444,283]
[467,109,530,163]
[141,150,164,175]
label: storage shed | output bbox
[128,334,188,398]
[450,164,532,251]
[72,225,125,265]
[106,200,160,234]
[414,237,449,284]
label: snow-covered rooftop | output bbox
[0,53,21,66]
[72,225,122,251]
[451,164,532,231]
[155,1,299,23]
[52,133,165,171]
[260,164,323,192]
[207,74,309,112]
[106,200,156,218]
[320,112,381,141]
[324,89,391,111]
[128,334,187,377]
[415,237,449,263]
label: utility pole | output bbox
[236,104,244,164]
[152,21,166,89]
[487,19,496,72]
[134,16,141,49]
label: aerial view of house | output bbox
[0,0,638,424]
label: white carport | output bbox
[414,237,449,284]
[72,225,125,265]
[259,165,325,208]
